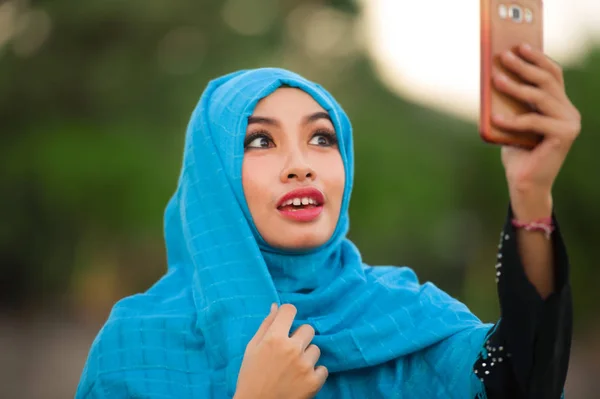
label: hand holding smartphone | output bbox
[480,0,544,149]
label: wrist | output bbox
[509,188,553,222]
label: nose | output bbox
[280,154,316,183]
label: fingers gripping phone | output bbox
[480,0,544,149]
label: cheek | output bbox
[318,153,345,205]
[242,160,259,208]
[242,156,275,212]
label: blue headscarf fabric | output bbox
[76,68,494,398]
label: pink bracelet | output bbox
[511,217,555,239]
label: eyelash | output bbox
[243,129,338,150]
[243,131,273,149]
[313,130,338,147]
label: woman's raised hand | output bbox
[235,304,328,399]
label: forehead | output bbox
[252,87,327,116]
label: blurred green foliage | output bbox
[0,0,598,332]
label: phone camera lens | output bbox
[509,5,523,22]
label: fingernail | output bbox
[504,51,516,59]
[493,114,504,121]
[521,43,531,51]
[270,303,277,313]
[496,74,508,82]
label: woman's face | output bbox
[242,88,345,250]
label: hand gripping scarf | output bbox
[76,68,494,399]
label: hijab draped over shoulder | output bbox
[76,68,494,399]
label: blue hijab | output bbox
[76,68,494,398]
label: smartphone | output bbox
[480,0,544,149]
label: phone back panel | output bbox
[480,0,543,148]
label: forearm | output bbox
[509,189,555,299]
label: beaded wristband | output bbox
[511,217,555,239]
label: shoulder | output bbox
[76,271,202,398]
[364,265,420,286]
[364,265,480,321]
[103,269,198,340]
[364,265,442,296]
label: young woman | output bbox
[76,43,579,398]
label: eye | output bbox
[244,133,274,150]
[309,130,338,147]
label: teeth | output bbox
[281,197,319,207]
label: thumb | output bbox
[250,303,278,344]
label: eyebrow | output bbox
[247,111,332,126]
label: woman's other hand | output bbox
[235,304,328,399]
[492,43,581,215]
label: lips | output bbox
[276,187,325,223]
[276,187,325,208]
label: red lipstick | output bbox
[276,187,325,222]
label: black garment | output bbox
[475,207,572,399]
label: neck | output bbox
[261,244,343,294]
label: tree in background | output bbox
[0,0,598,335]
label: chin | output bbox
[268,230,331,250]
[288,236,327,250]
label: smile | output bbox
[276,187,325,222]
